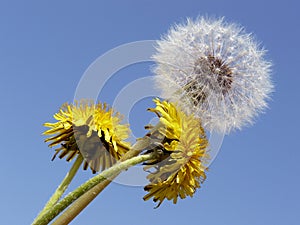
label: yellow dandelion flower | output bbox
[143,98,209,207]
[43,100,131,173]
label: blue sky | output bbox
[1,1,299,225]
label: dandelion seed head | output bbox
[153,17,273,133]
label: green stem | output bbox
[51,137,151,225]
[31,152,158,225]
[32,154,83,224]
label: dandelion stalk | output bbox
[51,136,151,225]
[32,154,83,224]
[31,150,159,225]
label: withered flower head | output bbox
[143,98,209,207]
[43,100,131,173]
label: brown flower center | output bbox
[195,55,233,92]
[186,55,233,105]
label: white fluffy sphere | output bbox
[153,17,273,133]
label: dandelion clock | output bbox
[152,17,273,133]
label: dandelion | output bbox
[43,100,131,173]
[153,17,273,133]
[143,98,208,207]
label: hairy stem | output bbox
[32,154,83,224]
[51,137,150,225]
[32,149,156,225]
